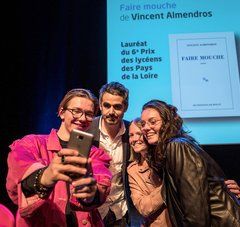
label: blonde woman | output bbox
[127,118,172,227]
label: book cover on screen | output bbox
[169,32,240,118]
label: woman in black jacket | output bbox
[140,99,240,227]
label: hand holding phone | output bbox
[66,129,94,179]
[68,129,93,158]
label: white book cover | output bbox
[169,32,240,118]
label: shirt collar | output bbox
[138,160,150,173]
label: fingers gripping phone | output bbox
[67,129,94,179]
[68,129,94,158]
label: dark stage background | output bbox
[1,1,239,214]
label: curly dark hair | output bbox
[142,99,191,175]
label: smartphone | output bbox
[67,129,93,158]
[67,129,93,179]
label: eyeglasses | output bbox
[140,118,161,128]
[66,108,94,121]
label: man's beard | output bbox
[103,114,119,125]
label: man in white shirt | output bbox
[88,82,142,226]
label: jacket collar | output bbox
[47,129,62,151]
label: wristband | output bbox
[33,167,52,199]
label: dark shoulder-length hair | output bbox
[142,99,191,174]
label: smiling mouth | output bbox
[146,134,156,141]
[73,123,87,129]
[107,116,117,120]
[74,122,83,125]
[131,142,142,146]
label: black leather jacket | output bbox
[161,137,240,227]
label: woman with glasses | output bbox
[140,99,240,227]
[127,118,172,227]
[6,88,112,227]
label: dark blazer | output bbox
[87,116,142,226]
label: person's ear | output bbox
[99,101,103,111]
[124,103,128,112]
[58,108,65,120]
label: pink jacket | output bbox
[127,161,172,227]
[6,129,112,227]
